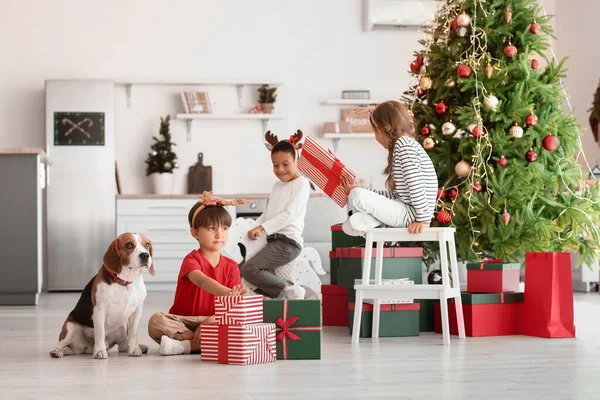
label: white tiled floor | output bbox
[0,291,599,400]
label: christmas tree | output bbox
[145,115,179,175]
[404,0,600,266]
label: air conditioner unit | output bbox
[364,0,438,31]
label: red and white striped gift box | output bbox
[200,323,277,365]
[214,295,264,325]
[298,136,356,207]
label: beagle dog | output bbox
[50,233,155,359]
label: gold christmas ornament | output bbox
[446,77,456,87]
[505,5,512,23]
[485,64,493,79]
[423,137,435,150]
[502,211,511,225]
[419,76,433,91]
[483,94,499,111]
[455,160,472,178]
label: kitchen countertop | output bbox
[0,148,52,165]
[117,192,329,200]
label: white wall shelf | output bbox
[176,113,283,142]
[323,133,374,152]
[115,80,283,108]
[322,99,383,106]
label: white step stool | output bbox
[351,227,466,345]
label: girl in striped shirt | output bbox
[341,100,438,235]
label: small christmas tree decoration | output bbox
[509,123,524,138]
[420,76,433,90]
[483,94,499,111]
[437,209,452,225]
[504,43,518,58]
[526,112,538,126]
[427,269,443,284]
[457,12,471,27]
[458,64,472,78]
[449,188,459,200]
[526,149,538,162]
[471,124,485,138]
[485,64,493,79]
[498,156,508,167]
[473,182,483,192]
[437,188,446,200]
[530,21,541,34]
[455,160,471,177]
[457,27,468,37]
[435,101,449,115]
[410,55,423,73]
[442,121,456,136]
[423,137,435,150]
[531,59,539,70]
[543,134,559,151]
[145,115,179,176]
[504,5,512,23]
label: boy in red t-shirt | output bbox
[148,193,249,356]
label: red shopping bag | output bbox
[522,252,576,338]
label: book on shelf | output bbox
[181,91,212,114]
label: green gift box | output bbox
[331,224,365,250]
[416,299,436,332]
[348,302,420,337]
[263,299,321,360]
[460,292,524,304]
[329,251,339,284]
[336,247,423,288]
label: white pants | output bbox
[347,188,411,228]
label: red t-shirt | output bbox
[169,250,241,316]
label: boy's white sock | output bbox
[159,335,192,356]
[281,284,306,300]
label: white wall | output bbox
[554,0,600,171]
[0,0,425,194]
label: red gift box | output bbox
[434,293,523,337]
[298,135,356,207]
[322,284,348,326]
[466,260,520,293]
[214,295,263,325]
[522,252,576,338]
[200,323,277,365]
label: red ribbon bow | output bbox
[276,316,302,341]
[288,135,298,146]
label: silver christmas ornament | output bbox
[442,121,456,136]
[483,94,499,111]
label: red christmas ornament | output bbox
[451,17,458,31]
[530,22,541,34]
[435,101,449,115]
[472,125,484,138]
[543,134,559,151]
[504,44,518,58]
[449,188,458,200]
[473,183,483,193]
[421,126,431,135]
[526,149,538,162]
[410,55,423,73]
[458,64,472,78]
[498,156,508,167]
[526,113,538,126]
[416,88,426,97]
[531,59,539,70]
[437,209,451,225]
[437,188,446,200]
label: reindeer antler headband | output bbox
[191,191,251,227]
[264,129,304,152]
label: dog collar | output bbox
[105,267,132,287]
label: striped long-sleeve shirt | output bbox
[372,136,438,225]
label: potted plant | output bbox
[145,115,179,194]
[258,84,277,114]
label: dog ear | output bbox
[103,238,123,274]
[140,234,155,277]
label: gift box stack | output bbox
[263,299,322,359]
[434,260,523,337]
[201,295,277,365]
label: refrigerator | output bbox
[45,80,115,290]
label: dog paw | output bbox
[128,346,142,357]
[139,344,148,354]
[93,349,108,359]
[50,349,63,358]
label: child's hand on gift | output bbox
[229,284,248,296]
[408,222,429,235]
[247,225,264,240]
[341,175,361,194]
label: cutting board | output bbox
[187,153,212,194]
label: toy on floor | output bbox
[222,217,325,299]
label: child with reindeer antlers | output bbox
[239,130,310,300]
